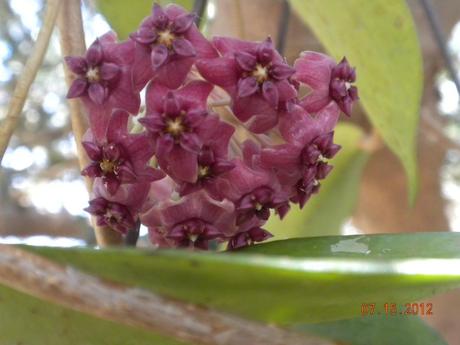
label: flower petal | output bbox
[293,51,335,89]
[88,83,107,105]
[107,109,129,142]
[172,13,196,33]
[65,56,87,75]
[177,80,213,107]
[66,78,88,98]
[154,55,194,89]
[196,57,239,90]
[167,146,198,182]
[172,37,196,57]
[235,51,257,71]
[261,80,279,108]
[86,39,103,66]
[151,44,169,69]
[99,62,120,81]
[237,77,258,98]
[82,141,102,161]
[180,132,202,153]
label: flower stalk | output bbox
[57,0,122,246]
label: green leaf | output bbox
[0,284,189,345]
[23,232,460,324]
[95,0,194,39]
[289,0,422,201]
[297,316,447,345]
[266,123,368,238]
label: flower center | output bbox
[198,165,210,179]
[100,159,117,174]
[165,117,185,137]
[252,64,269,83]
[254,202,264,211]
[86,67,100,83]
[157,30,176,48]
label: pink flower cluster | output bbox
[66,3,358,250]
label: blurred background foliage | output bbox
[1,0,460,342]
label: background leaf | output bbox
[266,123,368,238]
[289,0,422,201]
[95,0,194,39]
[0,284,189,345]
[22,232,460,324]
[297,316,447,345]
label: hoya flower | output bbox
[196,37,297,133]
[131,3,217,90]
[81,110,164,195]
[227,226,273,250]
[86,180,150,234]
[140,81,217,183]
[177,116,235,197]
[141,191,235,249]
[294,52,358,116]
[262,103,341,208]
[218,160,289,225]
[65,32,140,139]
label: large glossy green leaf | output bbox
[266,123,368,238]
[297,316,447,345]
[289,0,422,201]
[24,232,460,324]
[95,0,194,39]
[0,284,189,345]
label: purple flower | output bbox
[261,103,341,208]
[65,32,140,140]
[140,81,220,183]
[81,110,164,195]
[217,160,289,225]
[177,115,236,197]
[85,197,136,234]
[131,3,217,90]
[141,191,235,249]
[294,52,359,116]
[86,180,150,234]
[196,37,297,133]
[227,228,273,250]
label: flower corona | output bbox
[66,3,359,250]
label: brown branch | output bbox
[57,0,122,246]
[0,245,332,345]
[235,0,247,39]
[0,0,61,163]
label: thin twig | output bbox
[420,0,460,96]
[57,0,122,246]
[0,0,61,164]
[276,0,290,55]
[209,99,232,107]
[235,0,246,39]
[0,245,333,345]
[193,0,208,27]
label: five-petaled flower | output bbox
[81,110,164,195]
[131,3,217,90]
[197,37,297,133]
[294,52,359,116]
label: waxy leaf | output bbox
[266,123,368,238]
[23,232,460,324]
[0,284,188,345]
[289,0,422,201]
[298,315,447,345]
